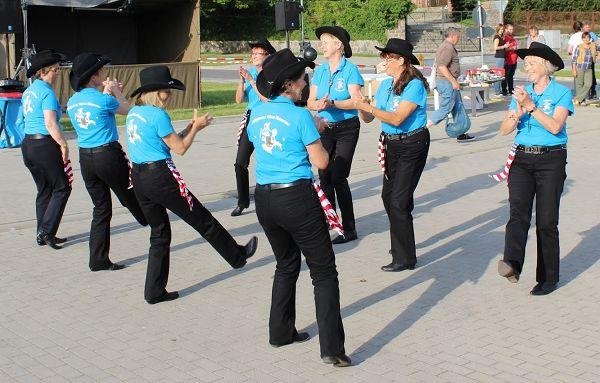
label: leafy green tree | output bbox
[201,0,415,41]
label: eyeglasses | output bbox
[49,67,59,73]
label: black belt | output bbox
[384,127,427,141]
[131,160,166,171]
[79,141,120,154]
[516,144,566,154]
[327,116,359,128]
[255,179,311,191]
[25,133,50,140]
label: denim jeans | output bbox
[429,79,471,138]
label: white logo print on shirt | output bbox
[391,96,401,111]
[541,99,553,114]
[23,95,34,114]
[335,78,345,92]
[260,122,283,154]
[74,108,96,129]
[127,119,141,144]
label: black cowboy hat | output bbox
[248,38,277,55]
[69,53,111,91]
[517,42,564,71]
[130,65,185,98]
[375,38,420,66]
[26,49,67,78]
[256,48,315,98]
[315,26,353,58]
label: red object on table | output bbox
[0,92,23,99]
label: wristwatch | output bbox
[330,99,335,106]
[527,106,537,114]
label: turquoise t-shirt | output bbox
[375,77,428,134]
[246,96,320,184]
[244,66,262,110]
[22,79,62,135]
[125,105,174,164]
[67,88,120,148]
[509,79,573,146]
[313,57,364,122]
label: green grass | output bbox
[554,69,600,78]
[61,82,246,131]
[458,18,475,27]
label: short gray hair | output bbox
[544,60,558,75]
[445,27,461,38]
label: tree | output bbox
[201,0,416,41]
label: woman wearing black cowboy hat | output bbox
[354,39,430,272]
[246,49,350,367]
[307,25,364,244]
[497,42,573,296]
[125,65,258,304]
[21,49,71,249]
[231,38,276,217]
[66,52,148,272]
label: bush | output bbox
[505,0,600,12]
[201,0,415,41]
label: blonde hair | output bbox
[495,24,504,35]
[135,90,167,108]
[320,33,344,54]
[527,56,558,76]
[36,64,58,79]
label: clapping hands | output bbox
[103,77,123,96]
[191,108,214,131]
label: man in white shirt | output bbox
[568,21,584,56]
[568,21,584,96]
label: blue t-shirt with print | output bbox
[67,87,120,148]
[125,105,174,164]
[312,57,364,122]
[375,77,428,134]
[22,79,62,135]
[245,66,262,110]
[246,96,320,185]
[509,79,573,146]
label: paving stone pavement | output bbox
[1,98,599,383]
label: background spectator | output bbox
[526,26,546,48]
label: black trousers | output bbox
[21,136,71,237]
[255,182,345,358]
[234,113,254,208]
[132,160,247,301]
[381,129,430,266]
[80,142,148,270]
[503,64,517,94]
[504,149,567,284]
[318,117,360,232]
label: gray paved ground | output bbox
[1,97,600,383]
